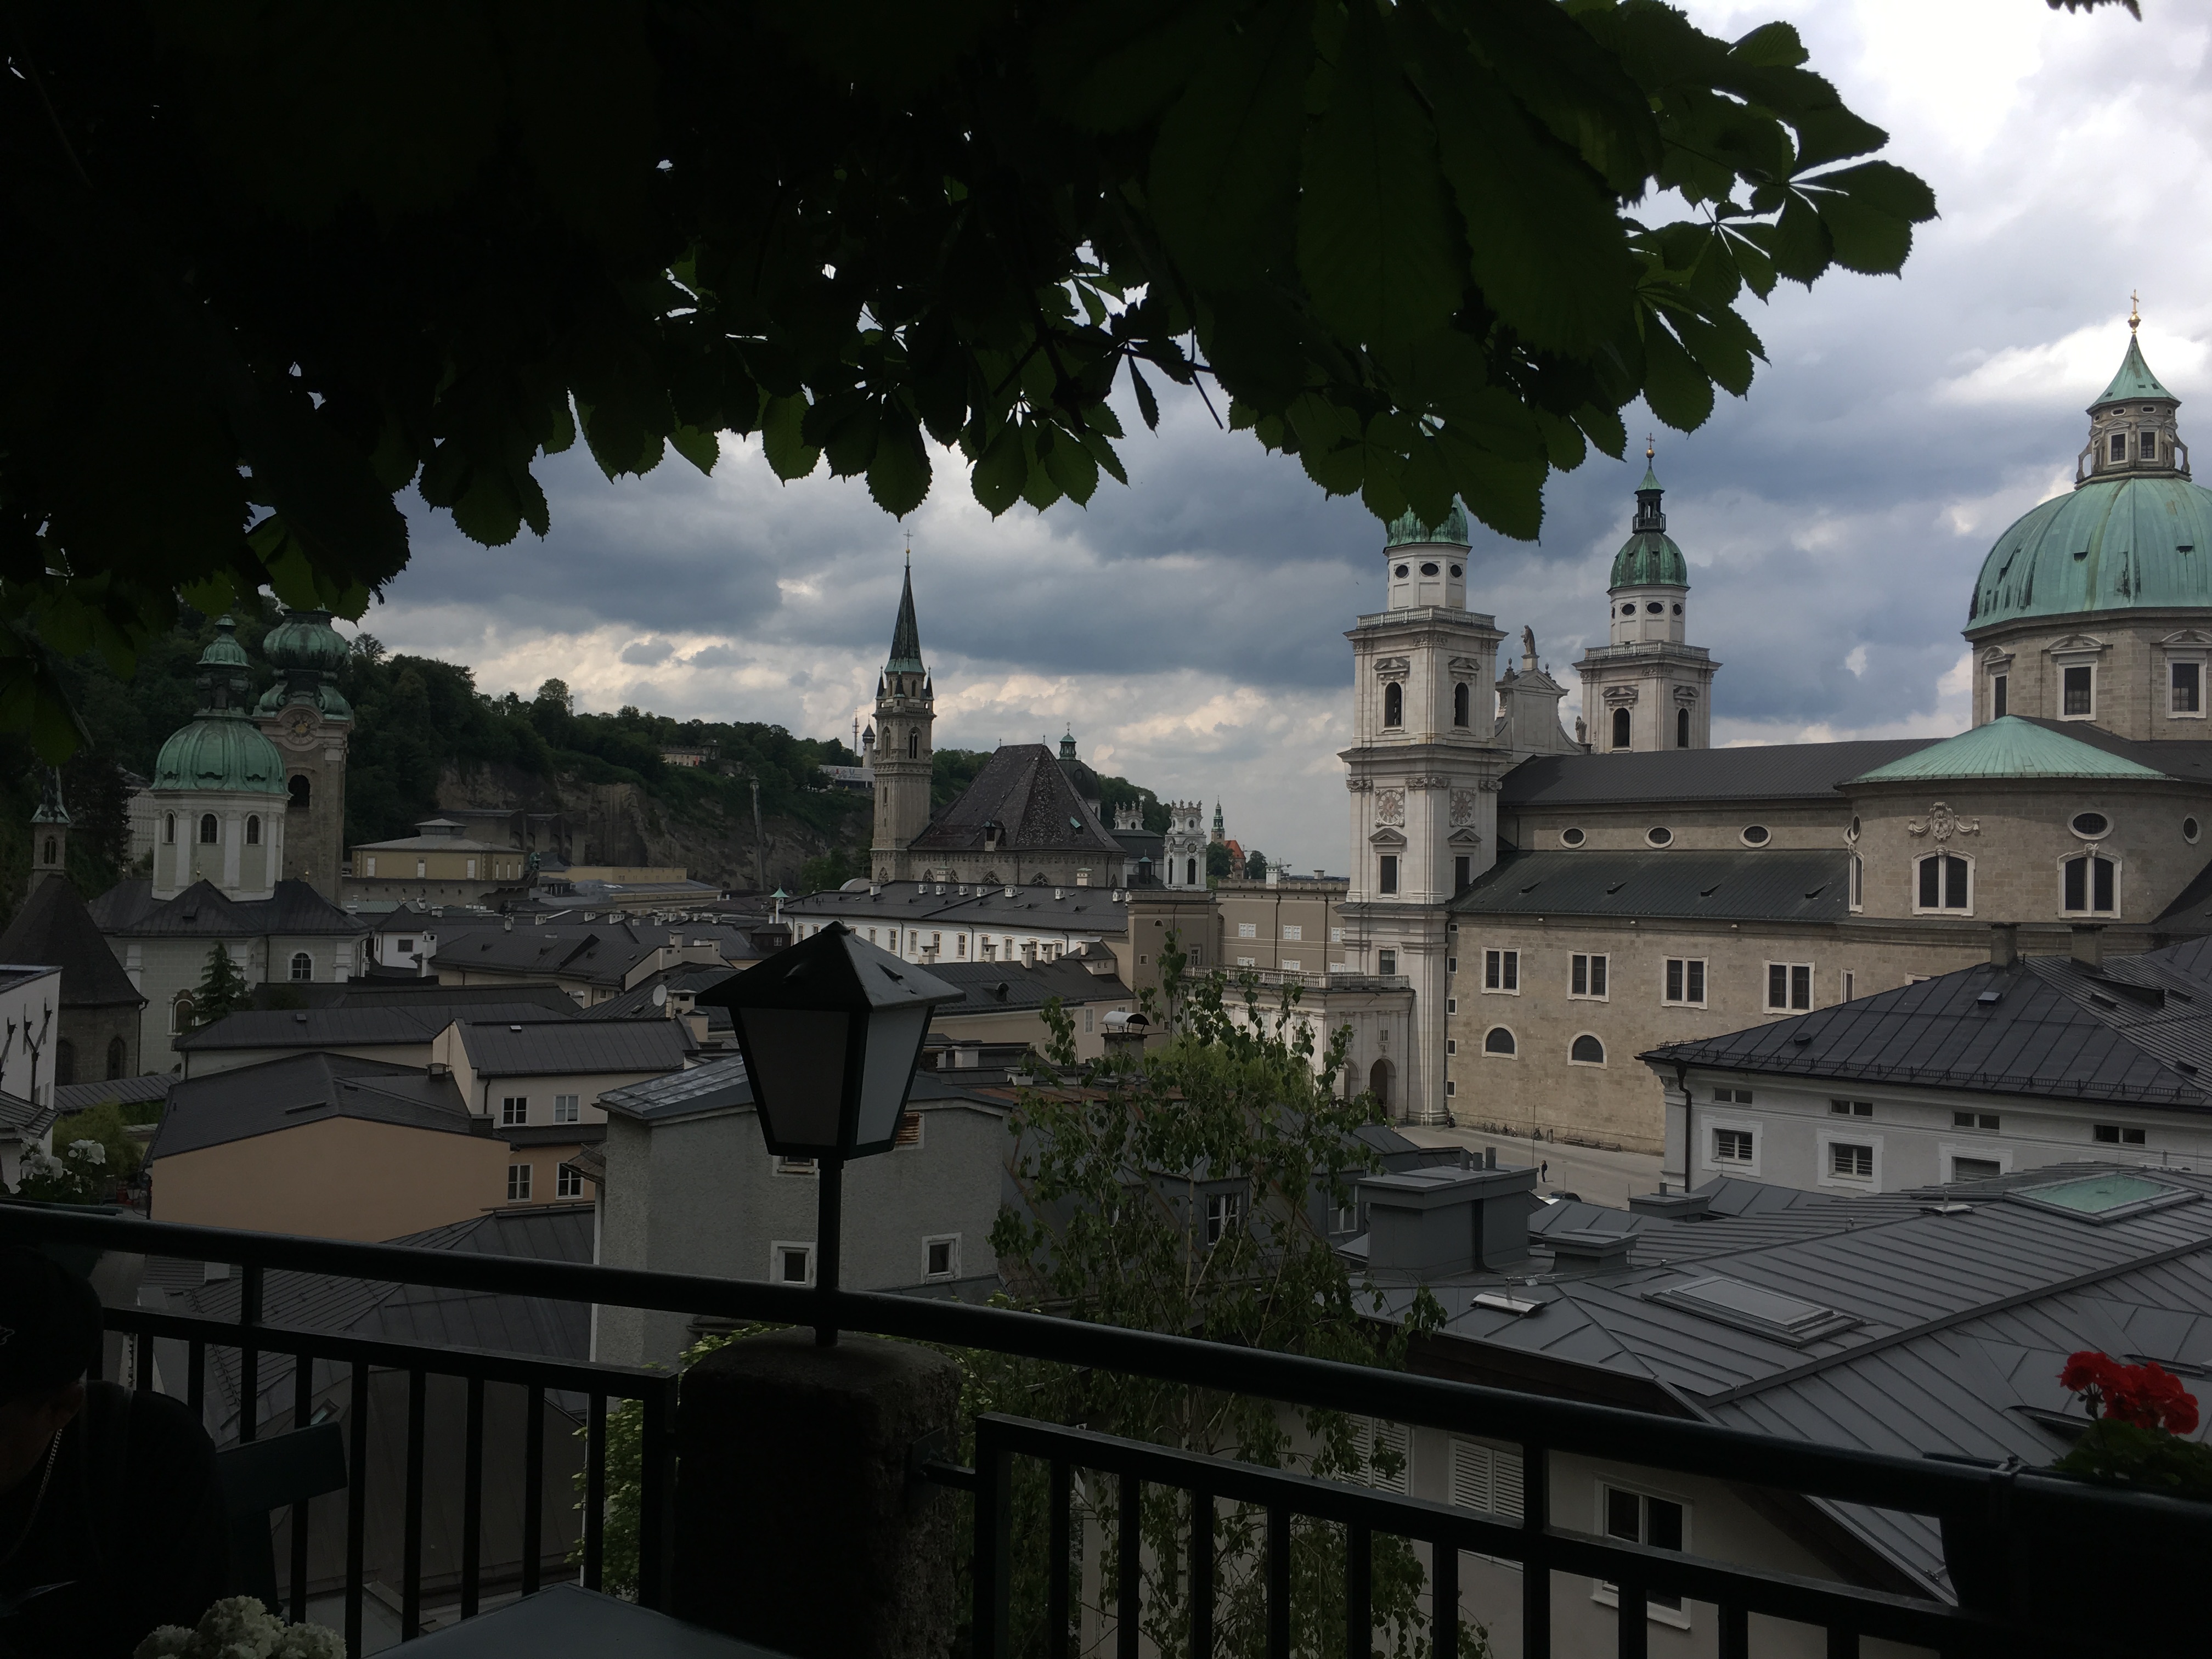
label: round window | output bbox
[1849,815,1862,840]
[2071,812,2111,839]
[1671,602,1683,615]
[1560,827,1586,848]
[1645,601,1663,613]
[1620,603,1635,617]
[1646,826,1673,848]
[2188,816,2202,845]
[1741,825,1771,847]
[1449,565,1462,577]
[1420,561,1440,576]
[1394,564,1409,578]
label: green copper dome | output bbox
[262,609,348,675]
[1385,502,1470,547]
[1969,476,2212,629]
[154,618,289,795]
[2095,334,2175,408]
[1609,455,1688,589]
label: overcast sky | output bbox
[366,0,2210,874]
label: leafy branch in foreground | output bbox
[1,1,1937,755]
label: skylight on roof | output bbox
[1644,1275,1861,1346]
[2006,1173,2199,1226]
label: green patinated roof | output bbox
[1848,717,2169,785]
[1610,531,1687,588]
[1968,475,2212,629]
[1385,502,1470,548]
[887,563,925,674]
[2096,334,2175,408]
[153,715,290,796]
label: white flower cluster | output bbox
[134,1596,346,1659]
[67,1137,107,1166]
[18,1147,63,1180]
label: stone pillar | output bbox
[672,1329,960,1659]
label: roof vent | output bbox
[1628,1189,1710,1220]
[1644,1276,1860,1346]
[1976,990,2002,1006]
[1470,1291,1545,1317]
[1543,1228,1636,1268]
[510,1023,523,1032]
[1919,1201,1973,1215]
[294,1013,309,1024]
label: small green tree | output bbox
[1243,848,1270,881]
[49,1101,144,1182]
[979,934,1470,1658]
[190,945,251,1029]
[797,848,862,893]
[1205,843,1236,885]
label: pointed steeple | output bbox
[2094,332,2175,409]
[887,557,925,674]
[1633,437,1666,533]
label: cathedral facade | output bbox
[1423,328,2212,1161]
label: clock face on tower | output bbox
[280,706,318,744]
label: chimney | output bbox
[1265,864,1279,888]
[2071,923,2104,970]
[1358,1165,1537,1278]
[1988,922,2018,969]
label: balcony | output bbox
[1,1201,2197,1658]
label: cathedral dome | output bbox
[262,608,349,675]
[1609,529,1688,589]
[1385,502,1470,547]
[1969,332,2205,631]
[154,713,289,795]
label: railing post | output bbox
[1118,1471,1141,1659]
[1049,1458,1074,1659]
[1189,1489,1214,1659]
[974,1418,1014,1659]
[637,1374,678,1611]
[238,1264,262,1443]
[1430,1533,1457,1659]
[1266,1506,1291,1659]
[402,1368,426,1638]
[522,1386,546,1595]
[461,1375,484,1617]
[1522,1443,1549,1659]
[345,1360,369,1659]
[1346,1522,1372,1659]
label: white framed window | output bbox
[465,859,477,878]
[1568,1034,1605,1066]
[1281,959,1302,972]
[923,1235,960,1281]
[1849,854,1863,912]
[1842,970,1855,1001]
[363,856,376,876]
[1238,922,1257,938]
[2171,659,2204,718]
[1330,928,1344,943]
[1445,997,1456,1013]
[1944,1146,2008,1183]
[415,859,427,877]
[1712,1127,1754,1165]
[1236,956,1257,968]
[1445,1038,1457,1056]
[556,1163,585,1198]
[1954,1110,1999,1131]
[552,1093,580,1124]
[1819,1132,1880,1189]
[1483,950,1519,993]
[1379,854,1399,894]
[2061,852,2120,916]
[1283,925,1302,941]
[1331,1204,1356,1235]
[1447,1438,1526,1520]
[1570,953,1609,1000]
[289,951,313,981]
[1914,852,1973,913]
[1482,1026,1516,1057]
[501,1096,528,1127]
[774,1155,819,1177]
[771,1242,816,1285]
[1377,950,1397,975]
[170,992,196,1035]
[1351,1417,1410,1494]
[1662,958,1705,1007]
[1765,962,1813,1012]
[506,1163,533,1201]
[1830,1098,1872,1118]
[2094,1124,2147,1147]
[1990,672,2008,719]
[1595,1484,1689,1626]
[1204,1190,1244,1245]
[1713,1086,1753,1104]
[2061,663,2095,719]
[1444,1080,1456,1097]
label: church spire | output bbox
[887,557,925,674]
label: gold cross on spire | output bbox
[1645,432,1655,461]
[2130,289,2142,332]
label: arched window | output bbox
[106,1035,126,1080]
[41,837,55,865]
[1453,682,1470,727]
[290,951,313,981]
[245,815,261,845]
[1570,1034,1606,1065]
[198,813,219,844]
[171,992,196,1035]
[1611,707,1631,749]
[1382,682,1403,729]
[1367,1058,1393,1108]
[53,1039,74,1086]
[289,774,311,809]
[908,729,919,758]
[1915,853,1971,912]
[1676,707,1690,748]
[1483,1026,1516,1056]
[163,814,176,845]
[2062,853,2118,916]
[1186,857,1198,886]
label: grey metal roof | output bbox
[579,965,736,1021]
[179,1001,581,1053]
[927,958,1133,1014]
[786,879,1127,932]
[1640,947,2212,1110]
[261,980,582,1015]
[0,879,144,1007]
[598,1053,752,1123]
[1450,849,1849,922]
[149,1054,475,1159]
[1497,739,1936,809]
[52,1074,170,1116]
[906,743,1123,856]
[429,926,665,986]
[453,1017,689,1078]
[89,877,368,938]
[1364,1160,2212,1596]
[0,1088,53,1138]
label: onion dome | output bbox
[255,606,354,721]
[1969,330,2207,630]
[1609,449,1688,589]
[154,618,288,795]
[1384,501,1471,547]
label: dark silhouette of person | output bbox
[0,1246,227,1657]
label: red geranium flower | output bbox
[2062,1350,2200,1435]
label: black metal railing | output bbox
[4,1203,2205,1658]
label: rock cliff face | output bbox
[434,763,856,890]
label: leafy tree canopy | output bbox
[2,1,1933,757]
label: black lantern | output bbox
[701,922,960,1341]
